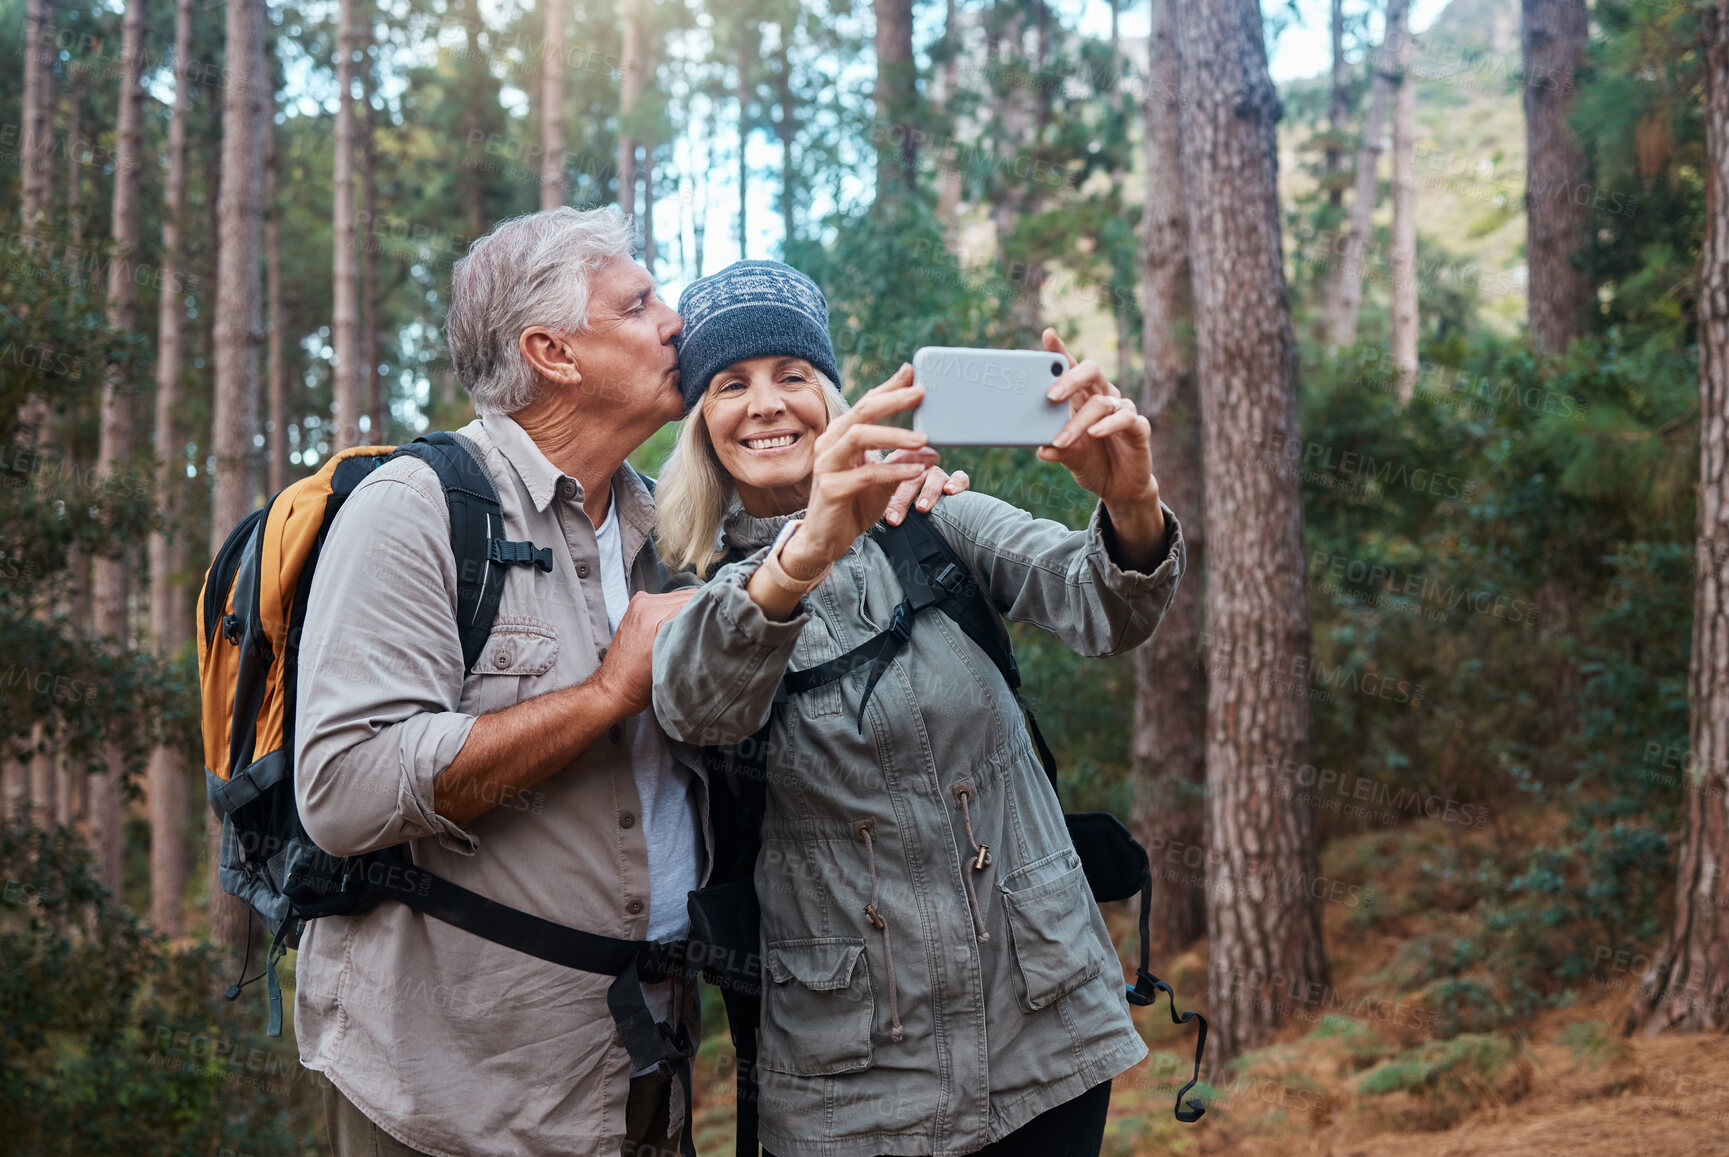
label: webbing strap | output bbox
[387,432,507,677]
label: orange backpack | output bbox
[196,433,694,1116]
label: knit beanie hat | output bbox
[675,260,842,414]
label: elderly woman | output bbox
[651,262,1185,1157]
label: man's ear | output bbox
[520,327,583,389]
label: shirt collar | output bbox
[483,412,564,514]
[481,413,657,555]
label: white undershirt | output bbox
[593,493,698,1070]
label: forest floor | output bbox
[687,817,1729,1156]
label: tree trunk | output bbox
[21,0,54,234]
[937,0,962,224]
[737,42,750,256]
[1390,17,1418,394]
[617,4,639,218]
[360,25,384,445]
[148,0,195,938]
[265,113,287,494]
[775,29,796,250]
[873,0,916,201]
[1629,0,1729,1037]
[1174,0,1330,1066]
[28,726,55,826]
[1133,0,1207,955]
[1326,0,1348,208]
[460,0,485,240]
[332,0,362,451]
[642,148,657,270]
[1325,0,1408,350]
[1521,0,1593,354]
[66,81,81,247]
[91,0,150,903]
[539,0,565,208]
[208,0,268,950]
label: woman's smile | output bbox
[740,430,804,453]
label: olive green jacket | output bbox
[652,491,1184,1157]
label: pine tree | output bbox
[1174,0,1330,1063]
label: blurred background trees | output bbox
[1,0,1725,1145]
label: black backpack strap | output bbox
[869,513,1063,798]
[390,431,555,676]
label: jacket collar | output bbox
[721,502,805,554]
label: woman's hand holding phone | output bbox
[1035,329,1168,570]
[778,364,937,580]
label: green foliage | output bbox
[1356,1032,1520,1100]
[0,823,321,1155]
[0,218,187,781]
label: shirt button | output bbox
[577,563,591,578]
[597,646,608,662]
[559,478,577,498]
[625,898,644,915]
[609,725,624,745]
[620,812,636,829]
[493,651,512,669]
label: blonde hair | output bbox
[656,369,849,579]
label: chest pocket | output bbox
[458,617,559,713]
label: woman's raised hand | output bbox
[1035,328,1158,508]
[780,365,936,578]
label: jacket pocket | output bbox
[1000,851,1105,1012]
[759,937,875,1076]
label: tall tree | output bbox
[1325,0,1408,349]
[208,0,269,949]
[1630,0,1729,1036]
[21,0,54,233]
[1327,0,1348,208]
[1522,0,1594,353]
[617,2,641,217]
[149,0,196,937]
[360,14,384,445]
[540,0,566,208]
[332,0,363,450]
[936,0,962,224]
[873,0,916,200]
[265,115,287,495]
[91,0,151,901]
[1174,0,1330,1063]
[1132,0,1207,953]
[1390,13,1418,392]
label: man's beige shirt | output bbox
[292,414,707,1157]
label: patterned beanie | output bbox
[675,260,841,414]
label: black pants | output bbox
[765,1079,1112,1157]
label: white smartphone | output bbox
[910,347,1071,447]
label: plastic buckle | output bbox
[887,602,914,644]
[488,539,555,573]
[932,561,966,597]
[1126,969,1160,1006]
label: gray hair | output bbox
[446,206,636,415]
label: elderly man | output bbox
[292,207,958,1157]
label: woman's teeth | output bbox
[744,434,797,450]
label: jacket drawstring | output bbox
[953,784,991,943]
[857,823,905,1043]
